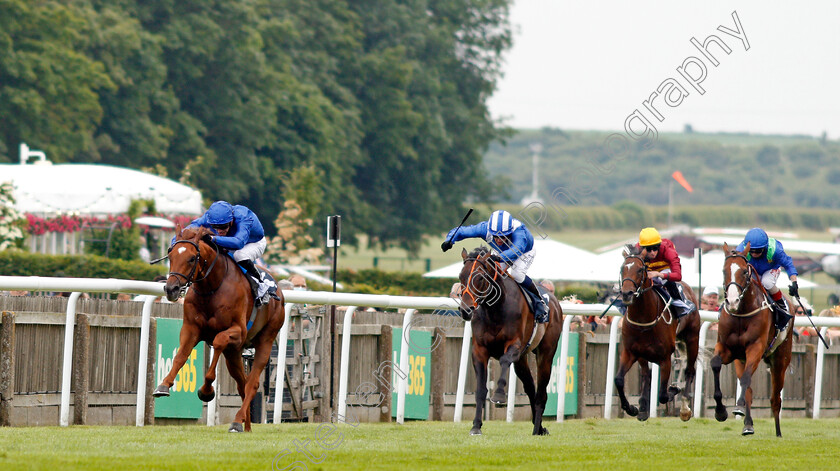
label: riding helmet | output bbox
[206,201,234,225]
[488,210,515,236]
[744,227,768,250]
[639,227,662,247]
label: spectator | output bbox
[793,297,814,337]
[539,279,555,294]
[278,280,294,291]
[116,293,132,301]
[437,282,461,316]
[138,236,151,264]
[288,274,308,290]
[701,286,721,311]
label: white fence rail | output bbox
[1,276,839,427]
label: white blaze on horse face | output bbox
[177,247,187,254]
[624,262,634,272]
[726,262,741,307]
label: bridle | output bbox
[621,254,671,328]
[722,253,771,317]
[620,255,654,299]
[167,238,224,295]
[460,256,502,310]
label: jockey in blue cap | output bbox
[441,210,549,323]
[735,227,799,331]
[180,201,277,305]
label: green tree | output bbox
[0,0,113,162]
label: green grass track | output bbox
[1,418,838,470]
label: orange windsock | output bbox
[672,171,693,193]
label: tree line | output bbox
[486,129,840,209]
[0,0,512,252]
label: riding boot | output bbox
[665,281,693,318]
[521,276,549,323]
[773,297,792,331]
[237,259,271,305]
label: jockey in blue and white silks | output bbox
[180,201,277,305]
[735,227,799,331]
[443,210,548,322]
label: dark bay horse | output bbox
[711,243,793,436]
[616,245,701,421]
[153,226,285,432]
[458,247,562,436]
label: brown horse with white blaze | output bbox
[154,226,285,432]
[711,242,793,436]
[615,245,701,421]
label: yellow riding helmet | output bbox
[639,227,662,246]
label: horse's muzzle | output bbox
[621,291,635,305]
[164,281,182,302]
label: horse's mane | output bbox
[179,226,214,243]
[623,244,641,257]
[468,246,492,259]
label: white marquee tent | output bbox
[1,162,203,215]
[424,238,600,281]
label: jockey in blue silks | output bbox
[179,201,277,305]
[441,210,549,323]
[735,227,799,331]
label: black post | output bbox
[327,215,341,412]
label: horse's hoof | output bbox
[680,408,692,422]
[469,427,482,436]
[489,391,507,405]
[732,406,745,417]
[625,405,639,417]
[533,427,549,436]
[229,422,244,433]
[742,425,754,436]
[715,407,728,422]
[153,385,170,397]
[637,412,649,422]
[668,385,681,396]
[197,388,215,402]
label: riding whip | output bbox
[794,295,829,349]
[441,208,473,252]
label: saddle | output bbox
[518,284,551,323]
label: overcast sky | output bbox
[488,1,840,138]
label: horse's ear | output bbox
[723,242,730,253]
[175,222,182,235]
[742,242,751,255]
[461,247,468,260]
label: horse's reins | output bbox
[722,254,772,318]
[621,255,673,328]
[460,256,501,310]
[167,238,224,296]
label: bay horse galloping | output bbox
[615,245,701,421]
[711,243,793,436]
[154,226,285,432]
[458,247,562,436]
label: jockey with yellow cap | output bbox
[635,227,695,318]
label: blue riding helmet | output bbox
[206,201,234,225]
[744,227,769,250]
[488,210,514,237]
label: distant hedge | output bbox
[493,203,840,232]
[0,250,164,280]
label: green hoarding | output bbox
[544,332,579,416]
[154,318,205,419]
[391,327,431,420]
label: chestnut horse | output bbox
[615,245,701,421]
[711,243,793,436]
[458,247,562,436]
[153,226,285,432]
